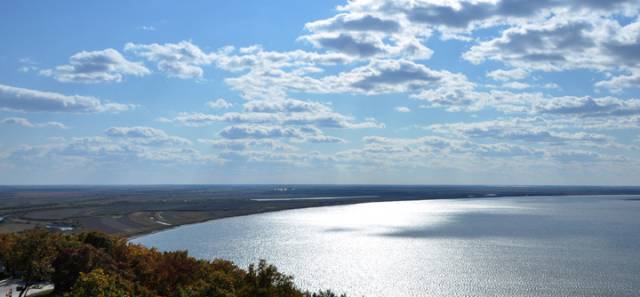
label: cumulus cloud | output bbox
[344,59,441,92]
[105,126,192,145]
[7,1,639,178]
[198,138,298,151]
[1,117,67,129]
[546,116,640,130]
[0,84,134,113]
[214,45,352,73]
[596,69,640,92]
[534,96,640,117]
[206,98,233,109]
[487,68,528,81]
[318,59,472,97]
[161,97,380,148]
[301,33,387,58]
[5,136,218,167]
[332,134,551,169]
[464,16,640,73]
[409,76,481,111]
[242,98,327,113]
[464,20,597,71]
[604,19,640,64]
[549,150,617,163]
[210,1,640,118]
[40,49,150,83]
[395,106,411,112]
[305,13,401,33]
[301,7,433,60]
[125,41,215,79]
[429,119,613,145]
[212,46,356,100]
[221,57,481,112]
[219,124,345,143]
[502,81,530,90]
[343,0,635,31]
[162,110,382,129]
[163,98,382,129]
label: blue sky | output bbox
[1,0,639,185]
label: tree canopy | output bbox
[0,230,348,297]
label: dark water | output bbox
[133,195,640,297]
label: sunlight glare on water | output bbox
[133,196,640,297]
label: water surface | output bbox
[133,195,640,297]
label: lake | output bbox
[132,195,640,297]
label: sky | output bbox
[1,0,639,185]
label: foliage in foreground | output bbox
[0,229,347,297]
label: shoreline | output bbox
[2,184,640,238]
[126,196,389,239]
[126,193,640,240]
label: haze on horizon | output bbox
[1,0,640,185]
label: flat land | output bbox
[1,185,639,237]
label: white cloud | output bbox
[596,69,640,92]
[219,124,346,143]
[487,68,528,81]
[301,10,433,60]
[17,57,39,73]
[342,0,636,31]
[322,59,469,96]
[206,98,233,109]
[163,98,382,129]
[502,81,530,90]
[161,97,380,147]
[301,32,388,58]
[40,49,150,83]
[5,136,218,167]
[330,135,546,170]
[138,25,156,31]
[548,150,621,163]
[543,83,560,89]
[463,16,640,72]
[198,138,299,151]
[534,96,640,117]
[243,98,329,113]
[410,79,481,111]
[1,117,67,129]
[214,45,352,73]
[395,106,411,112]
[428,119,614,145]
[0,84,134,113]
[105,126,192,145]
[125,41,215,79]
[305,13,401,33]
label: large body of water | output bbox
[132,195,640,297]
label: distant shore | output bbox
[122,193,640,239]
[1,185,640,237]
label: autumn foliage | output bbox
[0,229,346,297]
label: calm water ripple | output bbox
[132,195,640,297]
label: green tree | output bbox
[52,245,116,293]
[64,268,130,297]
[240,260,303,297]
[2,231,350,297]
[0,233,16,277]
[5,229,59,297]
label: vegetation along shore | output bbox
[0,229,347,297]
